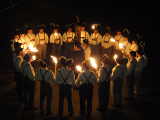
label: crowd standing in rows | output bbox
[11,23,148,118]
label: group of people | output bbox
[11,23,148,118]
[11,24,139,61]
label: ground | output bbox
[0,70,158,120]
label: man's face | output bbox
[94,30,98,33]
[117,32,121,36]
[53,29,58,33]
[27,29,33,34]
[39,29,44,33]
[81,27,85,31]
[67,28,72,32]
[132,41,136,44]
[15,35,19,39]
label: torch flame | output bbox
[50,56,58,64]
[28,44,38,53]
[119,43,125,49]
[89,57,98,69]
[113,54,118,61]
[76,65,83,72]
[110,38,116,42]
[91,25,96,30]
[32,55,36,61]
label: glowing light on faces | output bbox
[119,43,125,49]
[89,57,98,69]
[54,32,58,36]
[110,38,116,42]
[76,65,83,72]
[50,56,58,64]
[32,55,36,61]
[113,54,118,61]
[28,44,38,53]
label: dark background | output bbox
[0,0,156,91]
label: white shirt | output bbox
[76,70,97,86]
[98,65,112,82]
[80,31,90,44]
[111,64,127,80]
[89,32,102,45]
[21,61,35,80]
[63,32,75,43]
[101,33,112,48]
[35,33,49,45]
[36,68,55,85]
[55,67,75,85]
[50,33,62,44]
[25,33,36,46]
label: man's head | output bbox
[130,51,136,58]
[59,56,67,67]
[39,28,45,33]
[82,39,89,48]
[53,28,58,33]
[26,28,33,34]
[67,27,73,32]
[23,54,31,62]
[93,29,98,33]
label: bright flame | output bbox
[89,57,98,69]
[50,56,58,64]
[54,32,58,36]
[28,44,38,53]
[91,25,96,30]
[76,65,83,72]
[32,55,36,61]
[110,38,116,42]
[113,54,118,61]
[119,43,125,49]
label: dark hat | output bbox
[66,58,74,66]
[130,51,136,57]
[59,56,67,66]
[23,54,31,61]
[39,60,47,68]
[83,39,89,45]
[37,24,46,29]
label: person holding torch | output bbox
[75,61,97,116]
[111,58,128,108]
